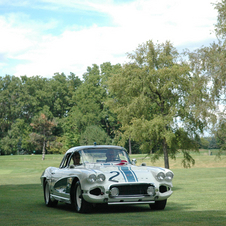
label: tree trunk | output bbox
[129,137,132,154]
[42,140,45,160]
[163,138,169,169]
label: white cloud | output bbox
[14,25,130,77]
[0,0,218,78]
[105,0,217,45]
[0,13,58,56]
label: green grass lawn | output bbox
[0,152,226,226]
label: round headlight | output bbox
[156,172,165,181]
[87,174,97,183]
[110,187,119,197]
[147,186,155,196]
[97,174,106,182]
[165,172,174,182]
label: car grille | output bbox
[109,183,154,196]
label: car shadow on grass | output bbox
[53,203,154,214]
[54,201,183,214]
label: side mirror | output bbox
[132,158,137,165]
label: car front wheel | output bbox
[149,199,167,210]
[44,181,58,207]
[73,181,92,213]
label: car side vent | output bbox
[159,185,170,193]
[90,188,102,196]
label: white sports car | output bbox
[41,145,174,213]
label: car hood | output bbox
[84,163,169,183]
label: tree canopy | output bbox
[30,113,57,160]
[107,40,215,168]
[185,0,226,154]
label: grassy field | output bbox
[134,149,226,169]
[0,151,226,226]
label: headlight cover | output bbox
[110,187,119,197]
[87,174,97,183]
[87,174,106,183]
[156,172,165,182]
[165,172,174,182]
[147,186,155,196]
[97,174,106,182]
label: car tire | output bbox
[149,199,167,210]
[44,181,58,207]
[73,181,92,213]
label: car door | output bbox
[51,153,73,199]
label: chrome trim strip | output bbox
[108,201,155,205]
[51,194,71,203]
[111,195,148,198]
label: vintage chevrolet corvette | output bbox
[41,145,174,213]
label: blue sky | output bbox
[0,0,218,79]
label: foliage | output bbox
[212,113,226,157]
[70,64,107,132]
[0,76,22,136]
[212,0,226,155]
[30,113,58,160]
[107,40,213,168]
[198,136,220,149]
[47,136,64,154]
[124,139,141,154]
[0,74,82,155]
[184,1,226,103]
[214,0,226,39]
[0,119,28,155]
[199,137,210,149]
[185,0,226,158]
[79,125,112,145]
[63,63,119,147]
[48,72,82,118]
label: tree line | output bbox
[1,1,226,168]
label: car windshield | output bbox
[79,148,131,164]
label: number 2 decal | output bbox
[109,171,120,182]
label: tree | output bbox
[107,40,214,168]
[0,75,22,138]
[30,113,57,160]
[48,72,82,118]
[67,63,120,137]
[214,0,226,39]
[79,125,112,145]
[1,123,20,155]
[187,1,226,105]
[100,62,122,138]
[70,64,106,131]
[19,75,51,121]
[199,137,210,149]
[212,112,226,154]
[0,119,31,155]
[185,0,226,156]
